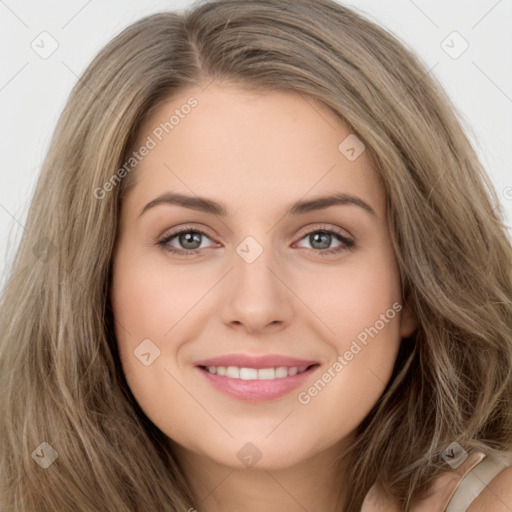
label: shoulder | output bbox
[362,453,481,512]
[362,451,512,512]
[466,465,512,511]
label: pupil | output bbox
[311,231,331,249]
[180,232,201,249]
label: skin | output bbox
[468,466,512,511]
[110,81,418,511]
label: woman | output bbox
[1,0,511,510]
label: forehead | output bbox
[125,83,384,217]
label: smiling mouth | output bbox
[196,363,321,402]
[198,364,319,380]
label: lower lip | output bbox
[196,365,319,402]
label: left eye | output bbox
[157,227,355,255]
[294,229,354,253]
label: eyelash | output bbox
[156,224,356,257]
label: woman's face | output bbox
[110,83,417,471]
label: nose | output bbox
[220,242,294,334]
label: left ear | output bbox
[399,301,418,338]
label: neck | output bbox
[171,439,350,512]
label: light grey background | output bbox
[1,0,511,285]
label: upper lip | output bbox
[194,354,319,369]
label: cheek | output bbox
[109,253,197,430]
[298,251,402,346]
[111,252,206,340]
[293,250,403,413]
[297,290,403,440]
[110,250,177,376]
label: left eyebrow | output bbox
[138,191,376,218]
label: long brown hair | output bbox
[1,1,511,510]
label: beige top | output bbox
[361,450,512,511]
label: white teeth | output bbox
[275,366,288,378]
[258,368,275,379]
[225,366,240,379]
[239,367,258,380]
[205,365,310,379]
